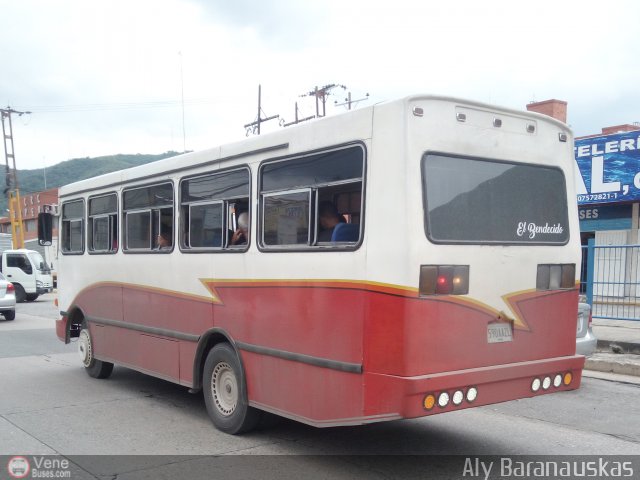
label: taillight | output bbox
[6,283,15,293]
[536,264,575,290]
[420,265,469,296]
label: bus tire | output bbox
[14,284,26,303]
[79,328,114,379]
[203,343,260,434]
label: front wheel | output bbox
[203,343,261,434]
[14,284,26,303]
[26,293,39,302]
[78,328,114,379]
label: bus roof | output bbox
[59,94,571,198]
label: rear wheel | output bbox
[203,343,261,434]
[78,327,113,379]
[26,293,39,302]
[14,284,26,303]
[3,310,15,321]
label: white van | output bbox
[0,249,54,302]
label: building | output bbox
[527,100,640,317]
[526,100,640,244]
[0,187,59,241]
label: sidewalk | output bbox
[585,318,640,377]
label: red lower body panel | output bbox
[58,281,584,427]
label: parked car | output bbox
[0,271,16,320]
[576,301,597,356]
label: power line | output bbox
[15,99,223,113]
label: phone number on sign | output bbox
[577,192,619,202]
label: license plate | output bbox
[487,322,513,343]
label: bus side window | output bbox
[259,145,364,249]
[122,183,174,252]
[88,193,118,254]
[61,200,85,254]
[179,168,250,251]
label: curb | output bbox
[585,353,640,377]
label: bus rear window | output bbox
[423,153,569,244]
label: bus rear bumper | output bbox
[56,315,69,343]
[364,355,585,419]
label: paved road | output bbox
[1,296,639,479]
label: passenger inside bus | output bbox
[317,201,345,242]
[157,232,172,250]
[231,212,249,245]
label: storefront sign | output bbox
[575,130,640,205]
[578,204,632,231]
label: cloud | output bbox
[1,0,640,168]
[196,0,326,50]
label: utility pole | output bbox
[244,85,279,136]
[282,102,315,127]
[335,91,370,110]
[301,84,346,118]
[1,107,29,249]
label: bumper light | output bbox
[452,390,464,406]
[531,378,541,392]
[438,392,450,408]
[423,394,436,411]
[553,374,562,388]
[542,377,551,390]
[563,372,573,385]
[466,387,478,403]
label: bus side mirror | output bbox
[38,212,53,246]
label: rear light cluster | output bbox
[419,265,469,296]
[423,386,478,411]
[6,283,15,293]
[531,372,573,393]
[536,264,575,290]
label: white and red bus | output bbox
[43,95,584,434]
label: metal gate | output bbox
[581,239,640,321]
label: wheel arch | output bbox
[192,328,245,392]
[65,305,86,343]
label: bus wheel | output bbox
[203,343,260,434]
[78,328,114,379]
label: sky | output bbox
[1,0,639,171]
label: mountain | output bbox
[0,152,180,213]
